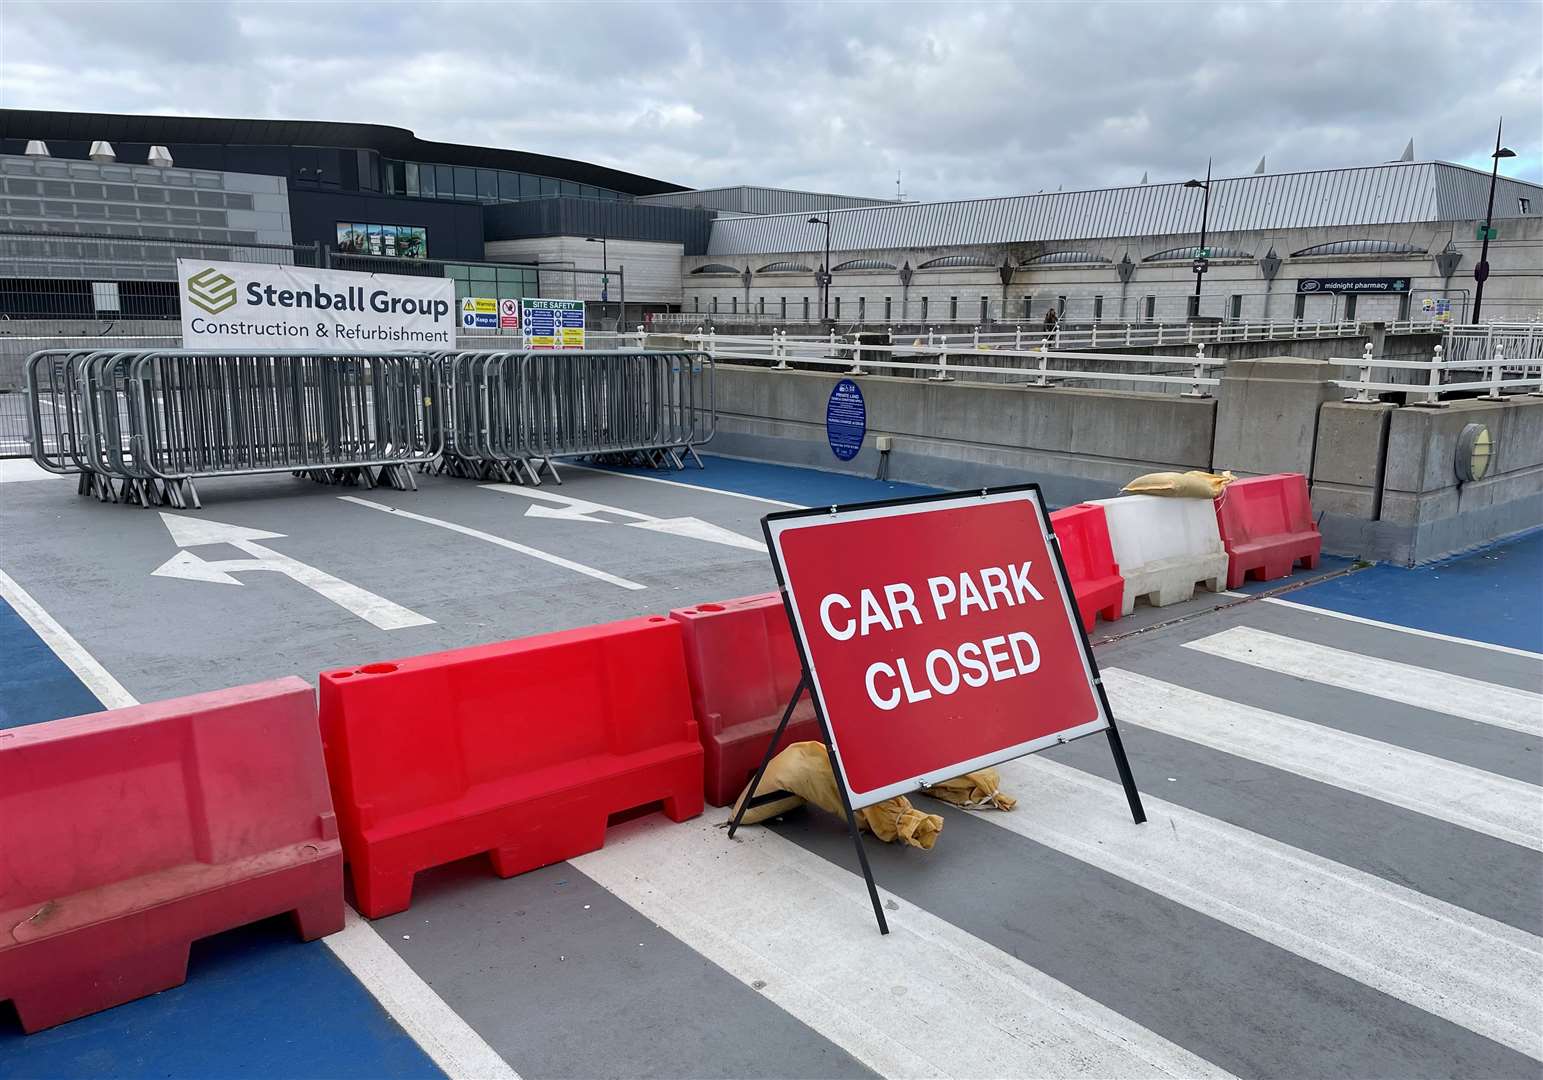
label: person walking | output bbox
[1042,305,1059,335]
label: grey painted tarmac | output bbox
[4,465,1540,1078]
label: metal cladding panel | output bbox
[483,197,715,255]
[638,185,895,214]
[705,162,1543,256]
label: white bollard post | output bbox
[1347,341,1377,403]
[1015,325,1023,351]
[774,328,789,369]
[1157,323,1166,347]
[1421,343,1445,406]
[708,327,717,358]
[1091,323,1099,349]
[1484,343,1506,400]
[931,336,953,381]
[1053,325,1061,350]
[1125,323,1133,347]
[1182,342,1209,398]
[972,326,981,351]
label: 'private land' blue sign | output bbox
[826,378,867,461]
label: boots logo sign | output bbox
[186,266,238,313]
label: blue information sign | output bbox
[826,378,867,462]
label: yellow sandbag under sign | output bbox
[1122,470,1235,498]
[732,746,1019,848]
[733,742,943,848]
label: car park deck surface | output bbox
[2,455,1539,1079]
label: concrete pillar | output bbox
[1211,355,1348,477]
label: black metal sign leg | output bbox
[1104,722,1147,824]
[727,674,808,840]
[826,744,891,936]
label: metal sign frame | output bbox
[728,484,1147,934]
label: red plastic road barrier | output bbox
[0,678,343,1033]
[319,616,705,919]
[671,593,824,806]
[1214,473,1322,588]
[1048,505,1125,632]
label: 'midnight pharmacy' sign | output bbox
[178,259,454,351]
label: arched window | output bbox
[757,261,814,273]
[1290,240,1427,257]
[1020,251,1111,266]
[918,254,998,269]
[832,258,897,271]
[690,263,741,275]
[1143,246,1253,262]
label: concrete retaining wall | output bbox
[710,366,1216,506]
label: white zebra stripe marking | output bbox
[575,814,1233,1080]
[976,755,1543,1061]
[1181,625,1543,736]
[1102,667,1542,851]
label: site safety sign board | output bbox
[521,297,585,349]
[461,296,498,329]
[763,487,1110,809]
[178,259,454,352]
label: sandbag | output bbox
[732,742,943,849]
[922,768,1017,810]
[1121,469,1235,498]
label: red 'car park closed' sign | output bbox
[763,488,1109,809]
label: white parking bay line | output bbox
[1102,667,1543,851]
[981,756,1543,1061]
[1261,596,1543,662]
[338,496,645,591]
[575,815,1231,1080]
[0,569,514,1079]
[325,908,521,1079]
[1183,625,1543,736]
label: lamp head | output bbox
[1494,147,1517,159]
[1184,179,1206,189]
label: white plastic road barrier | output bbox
[1087,494,1228,613]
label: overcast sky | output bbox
[2,0,1539,199]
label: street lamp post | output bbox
[1472,120,1516,325]
[584,236,613,330]
[808,216,831,324]
[1184,160,1212,320]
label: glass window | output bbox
[195,190,225,208]
[406,162,420,197]
[435,165,455,199]
[979,296,988,322]
[1398,292,1411,320]
[498,171,521,201]
[758,296,764,315]
[802,296,810,320]
[858,296,865,321]
[578,185,596,200]
[477,169,498,202]
[1343,294,1357,320]
[1228,294,1241,321]
[1293,293,1306,320]
[711,296,718,313]
[1520,197,1532,214]
[949,296,957,320]
[781,296,787,319]
[884,296,891,320]
[560,180,580,197]
[693,296,700,313]
[418,164,435,198]
[540,176,560,197]
[454,167,477,200]
[1093,295,1103,321]
[731,296,737,314]
[521,173,542,198]
[1145,295,1157,321]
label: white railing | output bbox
[1334,341,1543,405]
[683,329,1223,396]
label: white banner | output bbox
[177,259,455,351]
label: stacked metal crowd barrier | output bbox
[25,347,715,506]
[27,349,440,508]
[436,349,714,484]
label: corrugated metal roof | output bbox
[706,162,1543,256]
[639,185,896,215]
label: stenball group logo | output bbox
[186,267,237,314]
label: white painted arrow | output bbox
[152,512,434,631]
[480,484,766,553]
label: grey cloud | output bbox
[1,0,1537,198]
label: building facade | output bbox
[682,162,1543,327]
